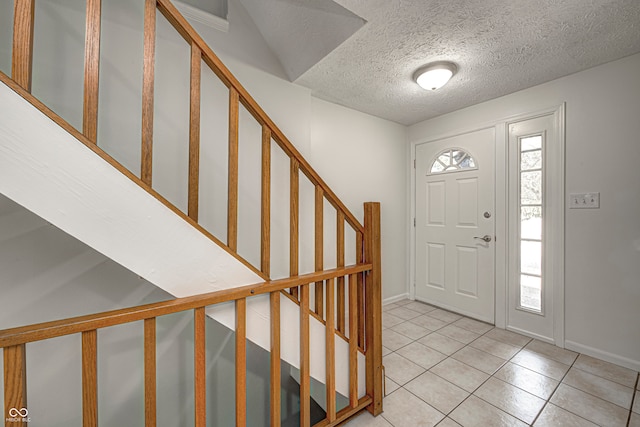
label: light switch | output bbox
[569,192,600,209]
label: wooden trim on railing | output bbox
[194,307,206,427]
[299,284,310,427]
[144,318,157,427]
[325,278,336,422]
[3,344,27,426]
[188,43,202,222]
[289,159,300,298]
[270,291,281,427]
[0,264,370,348]
[235,298,247,427]
[141,0,157,186]
[155,0,363,234]
[312,397,372,427]
[261,126,271,277]
[336,211,345,334]
[315,186,324,316]
[364,203,383,416]
[348,273,358,408]
[11,0,35,92]
[356,231,365,349]
[82,0,102,143]
[228,87,240,252]
[82,330,98,427]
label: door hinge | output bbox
[414,218,416,227]
[413,159,416,169]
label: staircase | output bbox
[0,0,383,426]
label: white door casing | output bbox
[415,128,496,323]
[506,109,565,344]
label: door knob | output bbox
[474,235,492,243]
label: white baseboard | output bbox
[565,340,640,372]
[383,293,410,305]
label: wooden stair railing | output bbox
[2,0,384,423]
[4,0,371,336]
[1,264,378,427]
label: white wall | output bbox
[310,98,408,300]
[409,53,640,370]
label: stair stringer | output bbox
[0,80,366,400]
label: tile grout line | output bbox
[390,315,526,424]
[383,300,639,427]
[528,351,580,426]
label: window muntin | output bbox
[429,148,477,174]
[518,135,543,312]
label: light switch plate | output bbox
[569,192,600,209]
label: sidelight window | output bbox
[518,135,543,312]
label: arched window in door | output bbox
[429,148,477,174]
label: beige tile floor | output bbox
[343,299,640,427]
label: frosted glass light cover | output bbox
[416,68,453,90]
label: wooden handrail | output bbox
[154,0,364,234]
[0,264,370,348]
[3,1,384,423]
[6,0,366,289]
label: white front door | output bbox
[415,128,495,323]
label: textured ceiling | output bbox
[288,0,640,125]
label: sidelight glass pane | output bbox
[520,274,541,311]
[521,206,542,239]
[521,135,542,151]
[521,150,542,171]
[521,171,542,204]
[518,133,544,313]
[521,240,541,276]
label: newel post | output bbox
[364,202,383,415]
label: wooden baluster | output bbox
[3,344,27,426]
[270,292,281,427]
[348,273,358,408]
[236,298,247,426]
[144,318,157,427]
[141,0,157,186]
[336,211,346,334]
[82,0,102,143]
[364,202,383,416]
[228,88,240,251]
[289,159,299,298]
[188,43,202,222]
[356,231,364,349]
[314,185,324,317]
[194,308,206,427]
[11,0,35,92]
[82,330,98,427]
[261,126,271,277]
[299,284,310,427]
[325,278,336,422]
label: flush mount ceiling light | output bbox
[414,61,457,91]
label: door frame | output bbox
[408,104,565,346]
